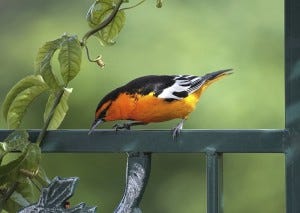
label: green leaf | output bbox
[3,178,37,213]
[87,0,126,45]
[35,38,62,73]
[2,75,47,123]
[99,10,125,45]
[58,35,82,84]
[20,144,41,177]
[0,144,41,187]
[3,130,30,152]
[35,38,63,89]
[4,191,30,213]
[44,88,73,130]
[0,145,6,165]
[39,63,60,90]
[87,0,114,27]
[6,85,48,129]
[0,130,30,164]
[43,92,55,125]
[0,152,27,186]
[16,178,38,203]
[0,142,41,212]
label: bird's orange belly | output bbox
[111,92,201,123]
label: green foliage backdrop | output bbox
[0,0,284,212]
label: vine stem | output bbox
[120,0,145,11]
[36,89,64,146]
[81,0,124,46]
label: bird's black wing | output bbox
[120,75,204,100]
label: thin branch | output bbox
[36,89,65,146]
[81,0,124,46]
[120,0,145,11]
[84,45,96,62]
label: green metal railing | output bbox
[1,0,299,212]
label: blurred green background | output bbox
[0,0,284,212]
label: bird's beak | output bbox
[88,119,104,135]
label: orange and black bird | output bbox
[89,69,232,138]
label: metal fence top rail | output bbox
[0,129,287,153]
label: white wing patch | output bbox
[157,75,204,100]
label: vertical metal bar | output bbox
[285,0,300,213]
[206,149,223,213]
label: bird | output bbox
[89,69,232,138]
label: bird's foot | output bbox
[172,119,185,139]
[113,123,132,131]
[113,121,147,131]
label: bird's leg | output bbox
[172,119,185,139]
[113,121,147,131]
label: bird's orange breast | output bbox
[105,88,204,123]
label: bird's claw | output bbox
[172,119,185,140]
[172,126,181,139]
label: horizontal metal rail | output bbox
[0,129,287,153]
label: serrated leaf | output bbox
[87,0,126,46]
[6,85,48,129]
[35,38,63,89]
[58,36,82,84]
[44,88,73,130]
[2,75,47,123]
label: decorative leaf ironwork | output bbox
[19,177,97,213]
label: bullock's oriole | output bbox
[89,69,232,138]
